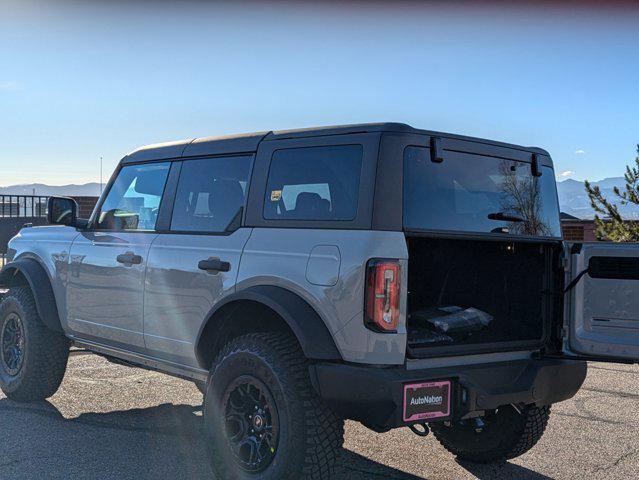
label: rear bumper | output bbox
[309,357,587,430]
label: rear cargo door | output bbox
[566,242,639,361]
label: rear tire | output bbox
[204,332,344,480]
[431,404,551,463]
[0,287,70,401]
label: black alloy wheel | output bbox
[1,312,25,376]
[222,375,280,473]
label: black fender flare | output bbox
[195,285,342,365]
[0,258,63,332]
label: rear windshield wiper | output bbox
[487,212,525,222]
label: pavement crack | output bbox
[553,411,623,426]
[593,448,639,473]
[581,386,639,399]
[589,365,639,375]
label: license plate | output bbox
[403,380,452,422]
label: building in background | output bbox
[560,212,597,241]
[73,196,100,218]
[559,213,639,242]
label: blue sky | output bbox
[1,1,638,186]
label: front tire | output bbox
[0,287,70,401]
[431,404,551,463]
[204,332,344,480]
[195,380,207,396]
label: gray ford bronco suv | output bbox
[2,123,639,479]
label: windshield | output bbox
[403,146,562,237]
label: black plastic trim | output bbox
[194,285,341,367]
[0,258,63,332]
[155,161,182,232]
[310,358,587,430]
[402,229,563,243]
[535,352,636,364]
[588,256,639,281]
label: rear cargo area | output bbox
[406,236,559,357]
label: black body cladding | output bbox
[0,259,63,332]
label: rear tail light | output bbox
[365,259,401,332]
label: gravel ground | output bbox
[0,352,638,479]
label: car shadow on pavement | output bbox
[457,459,554,480]
[0,398,422,480]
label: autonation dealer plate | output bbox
[403,380,452,422]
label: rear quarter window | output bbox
[263,145,363,221]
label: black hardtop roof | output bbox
[121,122,550,164]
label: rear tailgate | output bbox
[566,242,639,361]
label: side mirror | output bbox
[47,196,79,227]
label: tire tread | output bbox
[0,286,69,401]
[206,332,344,480]
[432,404,551,463]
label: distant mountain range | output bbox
[556,177,639,220]
[1,179,636,220]
[0,183,102,198]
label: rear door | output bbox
[143,155,253,367]
[566,242,639,361]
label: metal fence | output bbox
[0,195,49,218]
[1,195,50,264]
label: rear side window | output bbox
[403,146,561,237]
[171,156,252,233]
[263,145,362,221]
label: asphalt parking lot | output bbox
[1,352,638,480]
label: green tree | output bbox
[585,145,639,241]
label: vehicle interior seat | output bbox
[294,192,331,219]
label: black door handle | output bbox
[198,257,231,273]
[116,252,143,265]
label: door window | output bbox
[96,163,170,231]
[170,156,252,233]
[263,145,363,221]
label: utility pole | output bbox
[100,156,103,194]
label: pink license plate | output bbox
[403,380,452,422]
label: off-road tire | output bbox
[0,286,70,401]
[203,332,344,480]
[195,380,207,396]
[431,404,551,463]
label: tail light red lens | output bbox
[365,259,401,332]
